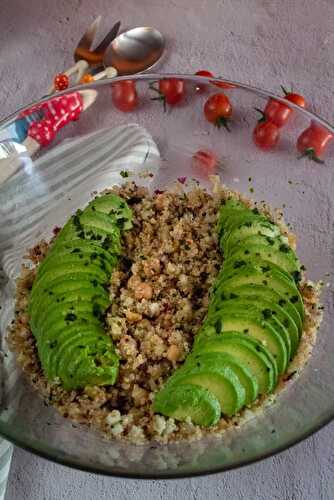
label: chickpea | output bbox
[166,344,182,362]
[135,282,153,300]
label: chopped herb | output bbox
[65,313,77,321]
[233,260,246,269]
[262,309,273,319]
[279,244,290,253]
[120,170,129,178]
[249,187,254,193]
[292,271,301,282]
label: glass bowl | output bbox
[0,74,333,478]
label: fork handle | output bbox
[48,60,89,93]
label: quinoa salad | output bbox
[8,179,323,444]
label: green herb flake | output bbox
[120,170,129,178]
[65,313,77,321]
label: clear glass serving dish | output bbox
[0,74,333,478]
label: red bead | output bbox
[54,73,69,91]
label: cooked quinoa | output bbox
[7,180,323,444]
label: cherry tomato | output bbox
[285,92,306,108]
[213,80,236,89]
[192,149,218,173]
[297,120,333,163]
[195,70,214,92]
[204,93,232,130]
[262,88,306,128]
[253,121,280,150]
[111,80,138,112]
[263,99,292,128]
[156,79,185,108]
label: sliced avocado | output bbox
[53,218,121,254]
[30,288,109,332]
[29,273,109,310]
[193,332,276,395]
[29,278,109,320]
[80,209,120,235]
[221,220,281,255]
[37,240,117,277]
[219,255,293,283]
[153,383,221,427]
[46,329,118,389]
[223,242,301,281]
[163,357,246,417]
[58,333,118,389]
[39,323,102,376]
[206,308,286,375]
[209,291,299,358]
[36,300,103,339]
[186,351,259,405]
[213,262,304,319]
[36,253,114,282]
[222,212,268,237]
[89,193,133,230]
[208,297,294,360]
[30,264,109,304]
[28,193,132,391]
[39,321,101,368]
[213,283,302,335]
[217,199,250,233]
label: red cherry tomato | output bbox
[285,92,306,108]
[297,120,333,163]
[192,149,218,173]
[195,70,235,91]
[263,99,292,128]
[253,121,280,150]
[262,89,306,128]
[213,80,236,89]
[111,80,139,112]
[196,70,214,78]
[204,93,232,130]
[157,78,185,107]
[195,70,214,93]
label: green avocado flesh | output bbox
[28,193,132,390]
[154,198,305,427]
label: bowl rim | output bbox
[0,416,332,479]
[1,73,333,478]
[1,73,334,133]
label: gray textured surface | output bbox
[1,0,334,498]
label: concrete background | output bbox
[1,0,334,498]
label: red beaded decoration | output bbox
[54,73,70,91]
